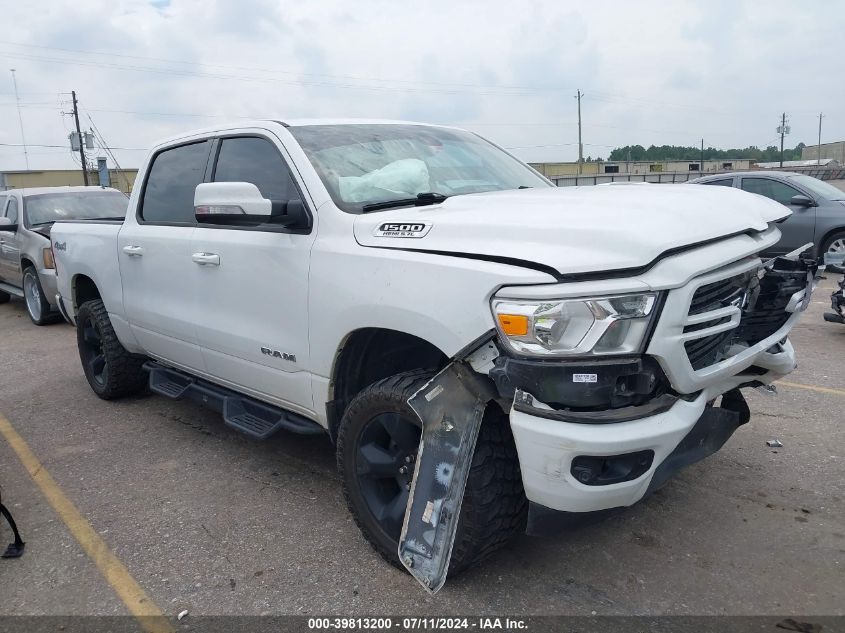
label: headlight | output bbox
[492,292,659,356]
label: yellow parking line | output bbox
[777,380,845,397]
[0,413,173,633]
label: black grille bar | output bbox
[683,257,815,371]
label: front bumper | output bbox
[497,252,815,518]
[36,268,59,309]
[505,279,804,516]
[523,389,750,535]
[55,293,73,324]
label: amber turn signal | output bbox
[497,314,529,336]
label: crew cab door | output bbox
[118,140,212,371]
[190,134,316,415]
[0,195,23,285]
[739,176,816,254]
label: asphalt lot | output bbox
[0,278,843,618]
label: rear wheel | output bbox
[76,299,147,399]
[337,370,527,575]
[0,290,9,304]
[22,267,58,325]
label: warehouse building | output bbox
[0,165,137,194]
[801,141,845,164]
[531,158,754,179]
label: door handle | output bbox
[122,245,144,257]
[192,252,220,266]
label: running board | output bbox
[144,362,325,439]
[0,282,24,298]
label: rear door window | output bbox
[140,141,211,224]
[704,178,734,187]
[741,178,802,205]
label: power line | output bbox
[0,39,560,92]
[85,111,135,192]
[0,50,543,97]
[0,141,146,150]
[0,41,835,122]
[504,141,614,150]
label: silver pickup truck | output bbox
[0,186,128,324]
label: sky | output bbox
[0,0,842,172]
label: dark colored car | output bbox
[690,171,845,258]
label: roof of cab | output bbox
[152,118,462,149]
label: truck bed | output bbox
[52,220,125,325]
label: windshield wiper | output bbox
[361,192,449,213]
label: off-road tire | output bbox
[76,299,147,400]
[23,266,60,325]
[0,290,9,304]
[337,370,527,576]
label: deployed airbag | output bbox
[339,159,430,203]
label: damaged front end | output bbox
[400,249,819,594]
[823,253,845,325]
[398,361,495,594]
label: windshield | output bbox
[786,175,845,201]
[288,124,551,213]
[24,191,129,226]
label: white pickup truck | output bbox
[51,119,817,592]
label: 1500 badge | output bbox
[373,222,432,238]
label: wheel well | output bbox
[818,226,845,254]
[73,275,101,312]
[328,328,448,442]
[20,257,35,271]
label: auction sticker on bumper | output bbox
[572,373,598,383]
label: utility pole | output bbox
[778,112,788,168]
[575,89,583,176]
[818,112,825,165]
[72,90,89,185]
[9,69,29,170]
[700,138,704,172]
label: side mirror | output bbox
[195,182,272,223]
[790,194,815,207]
[194,182,307,228]
[0,217,17,231]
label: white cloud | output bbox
[0,0,841,170]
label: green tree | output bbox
[607,143,807,163]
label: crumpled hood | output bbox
[353,184,790,276]
[29,224,52,239]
